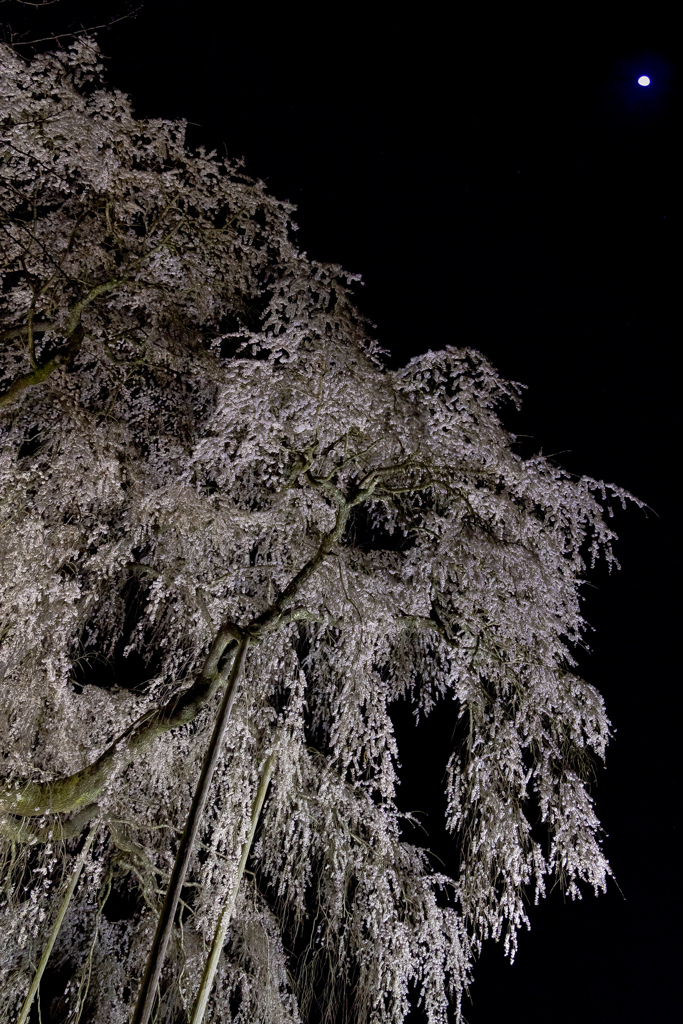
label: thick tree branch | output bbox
[0,637,238,817]
[0,804,99,843]
[0,277,130,410]
[0,467,399,824]
[0,483,347,820]
[0,323,85,409]
[0,321,53,344]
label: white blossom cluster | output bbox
[0,39,638,1022]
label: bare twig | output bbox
[7,5,144,48]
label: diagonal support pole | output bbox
[131,636,250,1024]
[16,824,98,1024]
[189,750,276,1024]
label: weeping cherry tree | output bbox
[0,38,638,1024]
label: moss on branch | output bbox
[0,804,99,843]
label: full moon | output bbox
[637,75,651,86]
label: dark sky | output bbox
[2,4,678,1022]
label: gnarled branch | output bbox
[0,459,404,821]
[0,277,130,410]
[0,638,238,817]
[0,804,99,844]
[0,324,85,409]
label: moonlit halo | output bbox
[637,75,651,87]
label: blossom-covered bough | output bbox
[0,39,639,1024]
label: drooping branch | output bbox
[0,496,337,819]
[0,458,407,823]
[0,637,238,817]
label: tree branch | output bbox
[0,323,84,409]
[8,7,144,48]
[0,803,99,843]
[0,635,239,817]
[0,471,371,822]
[0,277,131,410]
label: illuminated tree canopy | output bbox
[0,39,638,1024]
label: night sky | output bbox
[2,4,678,1022]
